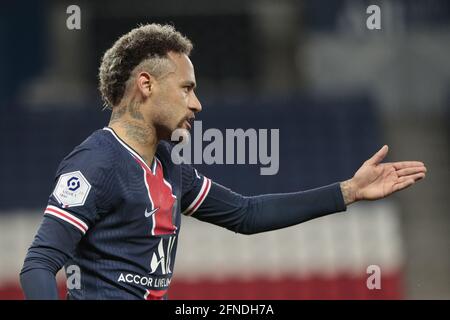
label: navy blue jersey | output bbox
[21,127,346,300]
[42,127,212,299]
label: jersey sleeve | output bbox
[44,145,117,235]
[21,142,119,299]
[181,164,346,234]
[180,164,212,216]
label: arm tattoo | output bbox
[340,179,356,206]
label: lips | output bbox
[185,116,195,130]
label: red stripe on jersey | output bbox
[144,289,167,300]
[185,178,211,216]
[134,157,177,236]
[44,206,88,234]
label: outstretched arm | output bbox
[185,145,426,235]
[340,145,427,205]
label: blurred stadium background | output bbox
[0,0,449,299]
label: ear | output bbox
[136,71,154,99]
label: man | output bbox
[20,24,427,300]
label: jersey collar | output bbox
[103,127,157,174]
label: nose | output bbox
[189,92,202,113]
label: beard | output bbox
[153,122,173,141]
[153,116,188,142]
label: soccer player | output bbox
[20,24,427,300]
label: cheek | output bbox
[178,91,189,103]
[151,96,171,122]
[152,90,187,124]
[176,92,189,111]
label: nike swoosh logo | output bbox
[145,207,159,218]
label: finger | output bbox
[393,179,415,192]
[392,161,425,170]
[397,172,425,183]
[366,145,389,165]
[396,166,427,177]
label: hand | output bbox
[340,145,427,205]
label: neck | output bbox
[108,119,158,167]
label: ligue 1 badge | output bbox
[53,171,91,208]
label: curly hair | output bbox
[98,23,193,108]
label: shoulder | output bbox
[156,140,175,155]
[56,129,118,177]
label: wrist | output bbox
[340,179,358,206]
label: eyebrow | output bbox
[181,80,196,89]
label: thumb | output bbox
[366,145,389,165]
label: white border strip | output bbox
[103,127,154,174]
[182,178,211,216]
[44,205,88,234]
